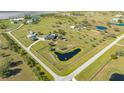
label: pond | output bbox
[96,26,107,31]
[116,23,124,26]
[109,73,124,81]
[55,48,81,61]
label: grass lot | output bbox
[0,33,37,80]
[0,50,38,81]
[75,44,124,81]
[0,19,20,30]
[11,12,124,76]
[0,32,54,80]
[31,38,114,76]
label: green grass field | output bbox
[0,33,37,80]
[0,19,20,30]
[75,43,124,81]
[0,32,54,81]
[10,12,124,76]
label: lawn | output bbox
[0,32,54,81]
[0,19,20,30]
[0,33,37,80]
[11,12,124,76]
[75,45,124,81]
[0,50,38,81]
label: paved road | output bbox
[27,37,45,50]
[7,31,66,81]
[9,24,24,33]
[62,35,124,81]
[6,24,124,81]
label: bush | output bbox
[2,33,22,53]
[58,29,66,35]
[23,55,51,81]
[0,24,7,29]
[111,54,118,59]
[0,61,10,78]
[92,44,96,47]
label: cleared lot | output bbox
[76,43,124,81]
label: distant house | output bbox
[26,19,33,24]
[111,18,120,23]
[10,17,24,24]
[45,34,58,40]
[60,13,72,16]
[115,14,122,18]
[27,31,38,41]
[26,16,40,24]
[72,13,81,16]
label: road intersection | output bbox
[6,24,124,81]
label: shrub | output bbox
[111,54,118,59]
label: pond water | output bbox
[96,26,107,31]
[55,48,81,61]
[116,23,124,26]
[109,73,124,81]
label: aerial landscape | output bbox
[1,11,124,81]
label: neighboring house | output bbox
[26,16,40,24]
[27,31,38,41]
[10,17,24,24]
[72,13,81,16]
[59,12,72,16]
[111,18,120,23]
[45,34,58,40]
[26,19,33,24]
[115,14,122,18]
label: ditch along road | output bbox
[6,24,124,81]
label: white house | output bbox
[111,18,120,23]
[10,17,24,24]
[27,31,38,41]
[115,14,122,18]
[26,19,33,24]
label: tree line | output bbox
[2,33,51,81]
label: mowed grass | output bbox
[0,32,54,80]
[0,33,38,80]
[75,45,124,81]
[92,57,124,81]
[0,19,20,30]
[30,37,115,76]
[0,50,38,81]
[10,12,124,76]
[11,15,66,47]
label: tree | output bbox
[58,29,66,35]
[24,55,36,67]
[19,49,27,56]
[0,61,11,78]
[92,44,96,47]
[116,50,124,56]
[32,16,40,24]
[118,19,123,23]
[0,24,7,29]
[111,54,118,59]
[24,15,31,19]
